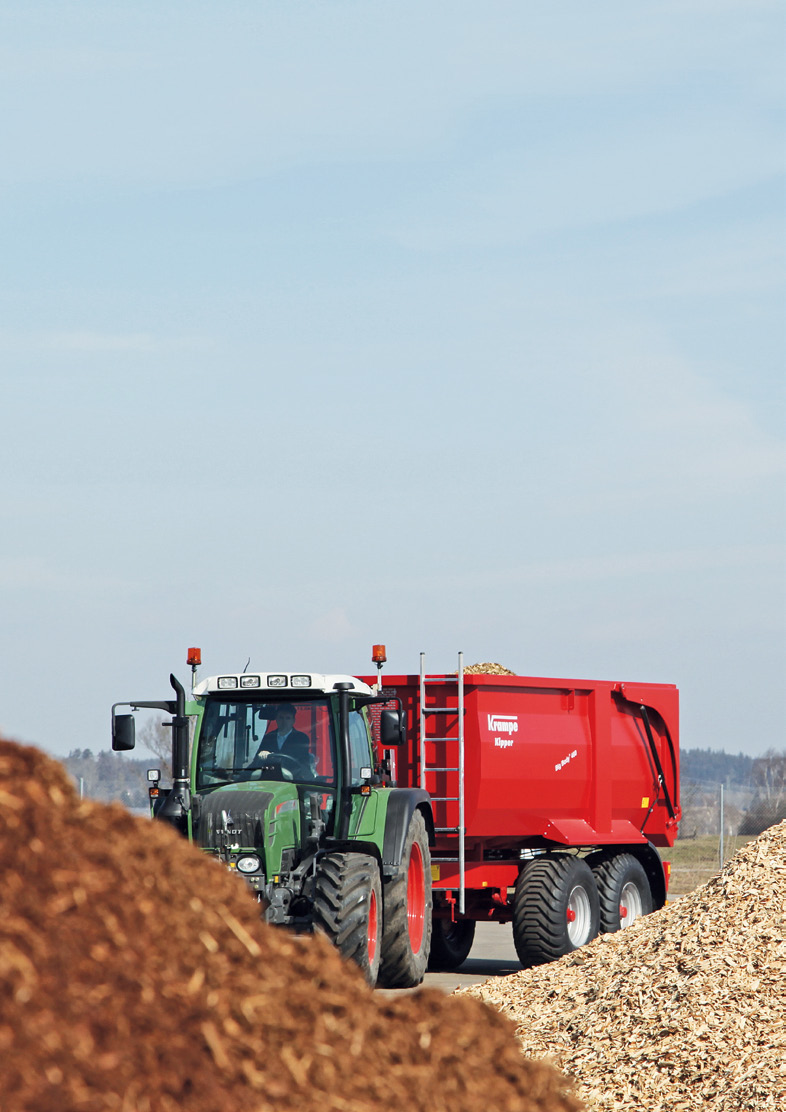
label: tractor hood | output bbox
[193,781,301,871]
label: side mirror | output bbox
[112,713,136,752]
[379,708,405,748]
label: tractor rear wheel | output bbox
[428,918,476,971]
[377,809,432,988]
[312,852,382,985]
[513,855,599,967]
[590,852,652,932]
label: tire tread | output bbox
[312,852,381,983]
[513,855,599,967]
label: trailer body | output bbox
[358,667,679,948]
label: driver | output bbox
[247,703,314,778]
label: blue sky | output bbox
[1,1,784,762]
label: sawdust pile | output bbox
[461,822,786,1112]
[463,663,516,675]
[0,738,581,1112]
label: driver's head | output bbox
[275,704,296,731]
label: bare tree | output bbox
[137,716,174,781]
[751,749,786,798]
[739,749,786,835]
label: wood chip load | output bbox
[463,663,517,675]
[461,821,786,1112]
[0,737,582,1112]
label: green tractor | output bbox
[112,652,433,988]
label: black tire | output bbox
[312,852,382,986]
[428,918,476,971]
[513,855,600,967]
[591,853,653,933]
[377,810,432,988]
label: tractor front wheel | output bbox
[312,852,382,985]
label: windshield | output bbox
[196,698,336,790]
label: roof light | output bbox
[218,676,239,689]
[372,644,387,664]
[291,675,312,688]
[187,647,202,666]
[240,675,261,689]
[267,675,287,688]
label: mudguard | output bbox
[381,788,434,879]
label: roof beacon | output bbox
[372,644,386,691]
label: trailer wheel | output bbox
[428,918,476,971]
[591,853,652,933]
[512,855,600,967]
[312,852,382,986]
[377,809,432,988]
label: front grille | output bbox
[195,788,275,850]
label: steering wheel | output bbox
[258,751,300,770]
[249,751,301,781]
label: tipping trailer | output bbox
[112,647,680,984]
[360,654,680,970]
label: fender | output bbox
[321,839,382,867]
[381,788,434,879]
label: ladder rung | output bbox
[422,677,455,684]
[435,826,461,832]
[431,796,458,802]
[422,736,455,743]
[423,707,456,714]
[423,767,459,773]
[431,857,460,863]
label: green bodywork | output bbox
[181,695,393,914]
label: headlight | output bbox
[240,675,261,688]
[291,675,312,688]
[267,675,287,687]
[236,855,261,874]
[217,676,238,689]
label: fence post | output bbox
[719,783,724,869]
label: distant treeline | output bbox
[63,749,154,810]
[680,747,755,786]
[678,747,786,837]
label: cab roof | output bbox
[192,672,373,697]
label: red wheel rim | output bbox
[407,840,426,953]
[367,886,379,965]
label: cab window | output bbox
[348,710,372,787]
[196,698,336,788]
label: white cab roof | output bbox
[192,672,373,697]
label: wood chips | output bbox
[0,737,582,1112]
[463,663,517,675]
[460,821,786,1112]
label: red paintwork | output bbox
[407,839,426,952]
[367,884,378,965]
[362,671,680,906]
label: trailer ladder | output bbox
[419,651,466,914]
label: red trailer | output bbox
[362,655,680,970]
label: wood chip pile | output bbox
[0,737,582,1112]
[463,663,516,675]
[460,822,786,1112]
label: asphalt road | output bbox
[378,920,523,995]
